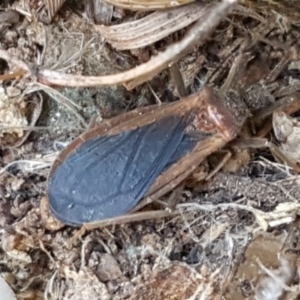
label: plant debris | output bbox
[1,0,300,299]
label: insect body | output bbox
[49,116,197,225]
[47,87,241,226]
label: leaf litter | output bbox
[0,0,300,299]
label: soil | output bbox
[1,0,300,299]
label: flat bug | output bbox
[46,87,243,227]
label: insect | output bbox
[47,87,243,227]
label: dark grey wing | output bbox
[165,134,198,169]
[48,116,189,226]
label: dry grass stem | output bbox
[27,83,87,127]
[103,0,194,10]
[37,0,236,89]
[0,159,53,177]
[96,3,210,50]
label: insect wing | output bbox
[48,116,189,225]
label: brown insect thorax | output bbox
[192,93,244,141]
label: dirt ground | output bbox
[1,0,300,299]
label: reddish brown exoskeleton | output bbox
[42,87,245,231]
